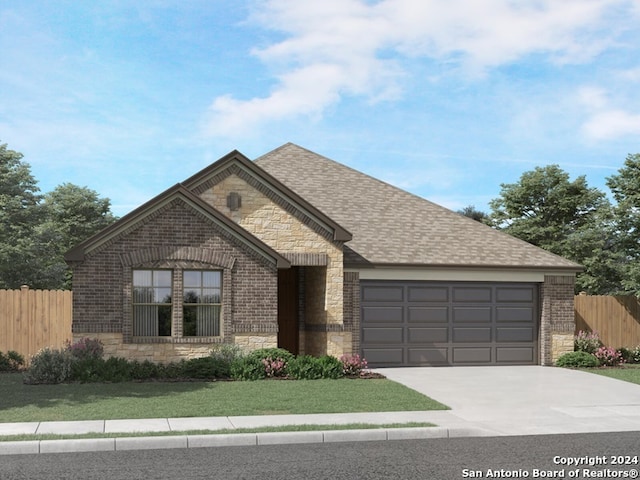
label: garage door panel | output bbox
[453,307,491,323]
[496,307,534,322]
[362,348,404,364]
[362,306,403,323]
[408,327,448,343]
[497,327,534,342]
[408,348,449,365]
[497,347,534,363]
[408,306,448,323]
[361,281,538,366]
[362,286,404,302]
[408,287,448,302]
[453,287,492,302]
[453,327,492,343]
[453,347,492,363]
[497,287,534,303]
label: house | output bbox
[65,143,581,366]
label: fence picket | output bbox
[575,295,640,348]
[0,287,72,360]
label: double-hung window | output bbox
[183,271,222,336]
[132,270,172,336]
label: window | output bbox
[183,271,222,336]
[133,270,172,336]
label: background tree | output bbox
[0,142,117,289]
[457,205,489,223]
[606,153,640,295]
[0,142,43,288]
[488,164,620,294]
[32,183,117,289]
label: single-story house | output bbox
[65,143,581,367]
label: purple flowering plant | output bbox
[261,357,287,377]
[65,337,104,361]
[340,354,368,376]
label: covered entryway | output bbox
[360,281,538,366]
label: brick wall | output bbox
[71,198,278,359]
[540,275,576,365]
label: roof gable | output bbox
[182,150,351,242]
[65,184,290,269]
[256,143,582,271]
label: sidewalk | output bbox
[0,411,490,455]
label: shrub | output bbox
[247,348,295,364]
[574,330,603,354]
[180,356,227,379]
[210,344,245,378]
[631,346,640,364]
[23,348,73,384]
[287,355,324,380]
[230,356,266,381]
[65,337,104,361]
[261,357,287,378]
[617,347,633,363]
[129,359,162,380]
[317,355,343,379]
[0,350,25,372]
[555,351,599,368]
[594,346,625,367]
[340,354,368,376]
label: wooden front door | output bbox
[277,267,299,355]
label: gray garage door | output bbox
[360,281,538,366]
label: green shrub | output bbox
[230,356,266,381]
[23,348,73,384]
[617,347,633,363]
[210,344,245,378]
[555,351,599,368]
[288,355,344,380]
[0,350,25,372]
[247,348,295,363]
[180,356,228,379]
[287,355,323,380]
[574,330,603,354]
[129,359,162,380]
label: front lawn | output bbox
[0,373,448,422]
[580,364,640,385]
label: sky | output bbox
[1,0,639,217]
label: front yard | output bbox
[580,364,640,385]
[0,373,448,423]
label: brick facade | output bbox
[70,198,278,361]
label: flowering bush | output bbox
[0,350,25,372]
[632,346,640,364]
[261,357,287,377]
[65,337,104,361]
[594,346,625,367]
[340,354,368,376]
[574,330,603,354]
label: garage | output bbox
[361,281,539,366]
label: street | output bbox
[1,432,638,480]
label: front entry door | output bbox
[277,267,299,355]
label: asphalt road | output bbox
[1,432,638,480]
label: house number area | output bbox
[461,457,639,479]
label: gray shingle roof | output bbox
[256,143,581,270]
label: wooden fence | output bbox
[575,294,640,348]
[0,286,73,360]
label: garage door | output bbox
[360,281,538,366]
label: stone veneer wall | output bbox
[540,275,576,365]
[199,172,346,356]
[70,199,279,360]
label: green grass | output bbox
[581,364,640,385]
[0,373,448,422]
[0,422,435,443]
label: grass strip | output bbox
[0,373,448,422]
[580,364,640,385]
[0,422,435,443]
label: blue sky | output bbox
[1,1,639,217]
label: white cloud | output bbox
[204,0,633,137]
[583,109,640,140]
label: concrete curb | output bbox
[0,427,492,456]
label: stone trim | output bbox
[343,271,360,356]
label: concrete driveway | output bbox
[379,366,640,436]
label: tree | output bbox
[0,141,117,289]
[489,165,620,294]
[0,142,43,288]
[31,183,118,289]
[606,154,640,294]
[457,205,489,223]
